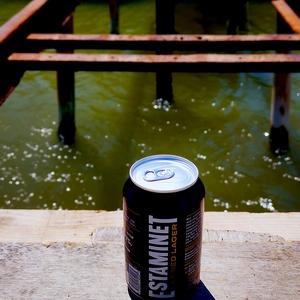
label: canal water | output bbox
[0,0,300,212]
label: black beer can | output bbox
[123,154,205,299]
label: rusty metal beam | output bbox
[0,0,50,105]
[0,0,81,105]
[26,33,300,51]
[0,0,80,56]
[0,0,49,45]
[7,52,300,73]
[272,0,300,33]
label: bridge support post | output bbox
[109,0,119,34]
[270,3,294,153]
[155,0,175,104]
[270,72,290,154]
[227,0,248,35]
[57,15,76,144]
[270,0,300,153]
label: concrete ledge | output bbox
[0,210,299,299]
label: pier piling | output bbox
[227,0,248,35]
[270,0,300,153]
[109,0,119,34]
[1,0,300,152]
[155,0,174,103]
[270,72,291,153]
[57,14,76,144]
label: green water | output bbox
[0,0,300,212]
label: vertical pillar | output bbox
[269,1,298,154]
[227,0,248,35]
[270,73,290,153]
[109,0,119,34]
[155,0,175,103]
[57,14,76,144]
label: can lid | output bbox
[129,154,199,193]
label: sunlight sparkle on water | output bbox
[213,198,231,210]
[1,1,300,212]
[259,198,275,211]
[152,98,172,111]
[283,173,300,181]
[241,197,276,212]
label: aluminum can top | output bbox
[129,154,199,193]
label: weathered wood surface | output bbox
[0,241,298,300]
[0,210,299,243]
[272,0,300,33]
[0,209,299,300]
[26,33,300,51]
[7,52,300,73]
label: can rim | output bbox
[129,154,199,193]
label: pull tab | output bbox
[143,168,175,182]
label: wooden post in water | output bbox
[57,15,76,144]
[155,0,175,103]
[227,0,248,35]
[109,0,119,34]
[270,72,290,153]
[270,0,299,153]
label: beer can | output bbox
[123,154,205,299]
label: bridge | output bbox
[0,0,300,152]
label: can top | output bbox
[129,154,199,193]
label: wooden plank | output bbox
[0,210,299,243]
[0,210,299,299]
[0,241,299,299]
[7,52,300,73]
[272,0,300,33]
[27,33,300,51]
[203,212,300,241]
